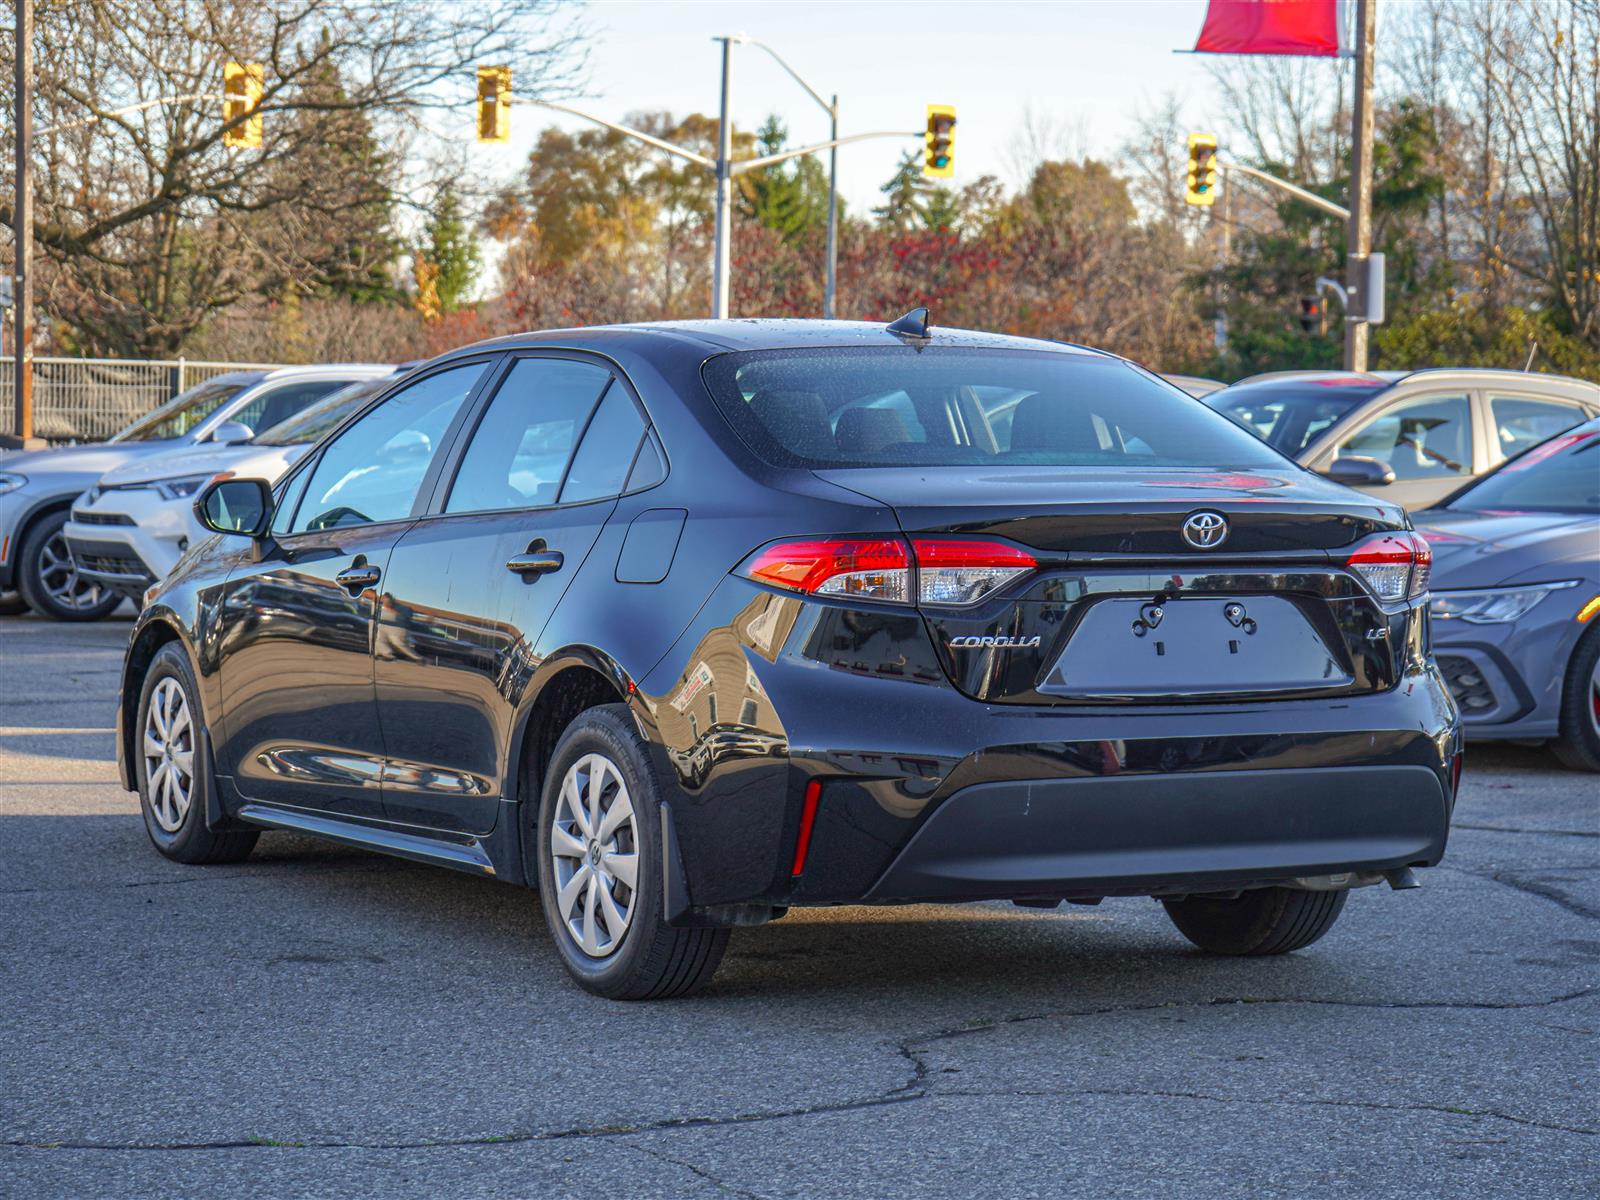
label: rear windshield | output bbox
[701,347,1285,470]
[1204,382,1382,456]
[1448,428,1600,514]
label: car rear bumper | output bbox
[864,764,1447,903]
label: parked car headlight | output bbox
[151,474,215,501]
[0,471,27,495]
[1429,580,1579,624]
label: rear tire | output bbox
[1162,886,1347,955]
[1551,625,1600,773]
[15,510,122,622]
[135,643,259,865]
[535,703,729,999]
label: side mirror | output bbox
[1324,455,1396,487]
[194,477,274,539]
[208,420,254,445]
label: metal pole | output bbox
[711,37,733,320]
[1344,0,1375,372]
[825,95,838,320]
[11,0,33,445]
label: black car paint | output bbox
[117,321,1460,925]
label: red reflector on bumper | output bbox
[792,779,823,876]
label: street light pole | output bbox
[1344,0,1376,372]
[825,93,839,319]
[9,0,34,448]
[712,36,734,320]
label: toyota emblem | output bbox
[1181,511,1229,549]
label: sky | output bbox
[475,0,1234,216]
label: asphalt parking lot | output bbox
[2,612,1596,1199]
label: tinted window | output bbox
[1451,428,1600,514]
[703,347,1283,469]
[1338,394,1471,480]
[626,433,667,491]
[110,377,253,443]
[1205,382,1379,455]
[229,379,350,438]
[445,358,610,513]
[560,385,647,503]
[290,363,485,532]
[1490,395,1585,460]
[253,377,393,446]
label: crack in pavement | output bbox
[627,1143,772,1199]
[1443,865,1600,922]
[8,987,1592,1155]
[928,1086,1600,1137]
[1453,822,1598,840]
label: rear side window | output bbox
[560,384,647,504]
[702,347,1283,469]
[1489,395,1586,460]
[445,358,611,513]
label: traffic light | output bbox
[222,62,263,149]
[477,66,511,143]
[1185,132,1218,206]
[1298,296,1324,334]
[924,104,956,179]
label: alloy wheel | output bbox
[38,532,105,612]
[550,752,638,958]
[143,677,196,833]
[1590,660,1600,741]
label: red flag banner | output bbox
[1192,0,1348,57]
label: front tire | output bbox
[15,511,121,621]
[1162,886,1347,955]
[535,704,728,999]
[1552,625,1600,772]
[136,643,258,865]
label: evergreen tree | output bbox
[874,150,933,231]
[418,185,482,314]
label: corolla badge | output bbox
[1181,510,1229,549]
[949,635,1043,649]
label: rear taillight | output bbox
[1346,532,1431,604]
[912,538,1037,606]
[743,538,911,604]
[739,536,1037,607]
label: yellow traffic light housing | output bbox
[222,62,263,149]
[477,66,512,143]
[1185,132,1218,206]
[924,104,956,179]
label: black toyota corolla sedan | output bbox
[116,317,1461,999]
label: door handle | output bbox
[506,550,564,576]
[335,563,381,592]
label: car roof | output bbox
[450,318,1110,358]
[1227,366,1600,398]
[256,363,394,382]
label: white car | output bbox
[64,371,403,602]
[1,364,392,619]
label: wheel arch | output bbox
[506,647,638,815]
[117,617,186,790]
[4,493,75,586]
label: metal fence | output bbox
[0,356,284,444]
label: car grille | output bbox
[71,509,135,526]
[71,546,153,582]
[1437,653,1497,715]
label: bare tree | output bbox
[0,0,587,355]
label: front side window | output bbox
[1489,395,1585,460]
[445,358,611,514]
[702,347,1285,469]
[1206,383,1379,456]
[111,377,252,443]
[1338,394,1471,480]
[289,362,486,533]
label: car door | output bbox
[375,355,653,834]
[1323,391,1475,509]
[215,360,491,819]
